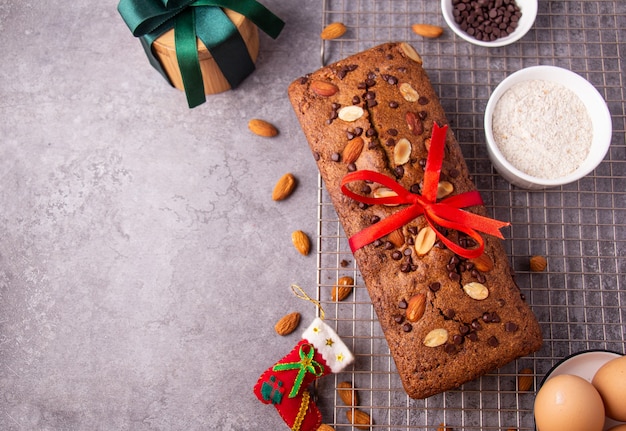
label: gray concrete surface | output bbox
[0,1,323,429]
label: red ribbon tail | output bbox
[429,205,510,239]
[422,123,448,202]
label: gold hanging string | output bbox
[290,284,325,321]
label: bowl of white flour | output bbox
[484,65,612,189]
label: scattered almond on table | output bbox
[291,230,311,256]
[346,409,371,430]
[272,173,297,201]
[316,425,336,431]
[274,312,300,336]
[248,118,278,137]
[529,255,547,272]
[437,423,453,431]
[518,368,534,391]
[412,23,444,38]
[332,276,354,301]
[337,381,359,406]
[321,22,347,40]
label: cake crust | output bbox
[288,42,542,399]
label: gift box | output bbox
[117,0,284,108]
[152,9,259,96]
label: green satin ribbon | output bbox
[117,0,284,108]
[272,344,324,399]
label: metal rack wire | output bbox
[314,0,626,429]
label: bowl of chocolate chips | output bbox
[441,0,537,47]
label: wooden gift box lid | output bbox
[152,8,259,95]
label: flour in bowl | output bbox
[491,79,593,179]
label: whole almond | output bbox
[272,173,296,201]
[311,80,339,97]
[412,23,444,38]
[399,42,423,64]
[438,424,453,431]
[387,229,405,247]
[332,276,354,301]
[518,368,534,391]
[343,136,364,164]
[274,312,301,336]
[405,111,424,135]
[317,425,336,431]
[529,255,547,272]
[406,293,427,322]
[346,409,371,430]
[291,230,311,256]
[248,118,278,137]
[471,252,494,272]
[337,381,358,406]
[321,22,347,40]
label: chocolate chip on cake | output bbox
[505,321,519,332]
[429,282,441,292]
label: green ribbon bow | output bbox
[272,343,325,399]
[117,0,284,108]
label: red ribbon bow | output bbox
[340,123,510,259]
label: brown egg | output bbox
[607,425,626,431]
[592,355,626,422]
[534,374,605,431]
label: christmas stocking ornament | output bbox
[254,316,355,431]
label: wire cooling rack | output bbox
[313,1,626,430]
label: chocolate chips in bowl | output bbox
[441,0,538,47]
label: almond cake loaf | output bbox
[288,42,542,399]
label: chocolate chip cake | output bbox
[288,42,543,399]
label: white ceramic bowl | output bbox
[484,65,612,189]
[536,350,626,431]
[441,0,538,47]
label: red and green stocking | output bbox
[253,317,354,431]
